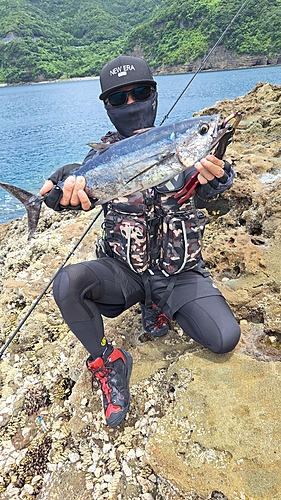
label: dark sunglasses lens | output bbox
[108,91,127,106]
[107,86,153,106]
[132,86,152,101]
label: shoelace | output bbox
[156,313,169,328]
[91,366,113,398]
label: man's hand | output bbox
[40,176,92,211]
[40,179,54,195]
[195,154,225,185]
[59,176,92,210]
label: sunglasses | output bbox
[105,85,154,107]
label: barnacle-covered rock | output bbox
[24,386,51,416]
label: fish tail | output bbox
[0,181,43,239]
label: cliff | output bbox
[0,82,281,500]
[153,46,281,74]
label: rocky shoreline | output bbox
[154,47,281,75]
[0,82,281,500]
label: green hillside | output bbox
[0,0,280,84]
[126,0,281,66]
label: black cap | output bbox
[99,55,156,101]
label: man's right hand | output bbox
[40,176,92,211]
[40,179,54,195]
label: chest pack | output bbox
[101,187,206,275]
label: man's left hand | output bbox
[195,154,225,185]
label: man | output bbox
[40,56,241,427]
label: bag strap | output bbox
[157,274,177,310]
[143,272,177,311]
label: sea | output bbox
[1,65,281,224]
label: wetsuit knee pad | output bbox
[53,263,102,305]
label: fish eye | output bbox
[199,123,209,135]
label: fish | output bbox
[0,115,224,239]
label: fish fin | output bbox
[87,142,110,151]
[26,196,44,240]
[124,151,175,185]
[0,182,43,239]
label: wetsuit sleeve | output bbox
[48,163,82,184]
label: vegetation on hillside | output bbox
[126,0,281,66]
[0,0,280,84]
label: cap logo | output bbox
[110,64,136,78]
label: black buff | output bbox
[105,92,158,138]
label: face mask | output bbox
[105,92,158,138]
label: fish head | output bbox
[176,114,221,168]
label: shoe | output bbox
[141,302,170,337]
[86,348,133,427]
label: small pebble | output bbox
[22,427,31,438]
[6,485,20,496]
[122,462,132,477]
[103,474,113,483]
[92,450,100,462]
[68,452,80,463]
[0,407,12,415]
[94,467,102,478]
[136,447,144,458]
[103,443,112,454]
[47,463,57,472]
[126,448,136,460]
[23,483,34,495]
[269,335,277,343]
[31,475,42,485]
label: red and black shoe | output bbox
[86,348,133,427]
[141,302,170,338]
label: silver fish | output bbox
[0,115,223,239]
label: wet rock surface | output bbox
[0,82,281,500]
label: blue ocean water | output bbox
[1,66,281,224]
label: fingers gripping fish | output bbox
[0,115,225,239]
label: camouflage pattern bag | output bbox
[159,210,206,274]
[102,183,206,276]
[103,191,157,273]
[156,191,206,275]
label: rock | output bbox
[36,463,93,500]
[145,350,281,499]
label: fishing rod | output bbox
[160,0,252,126]
[262,136,281,146]
[0,207,103,359]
